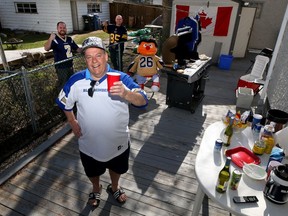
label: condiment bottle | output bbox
[252,139,266,155]
[260,123,275,154]
[216,157,231,193]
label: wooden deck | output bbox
[0,55,257,216]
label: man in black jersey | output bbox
[44,21,81,89]
[102,15,128,71]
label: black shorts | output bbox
[79,145,130,178]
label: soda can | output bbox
[230,169,242,190]
[214,139,223,151]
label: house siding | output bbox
[248,0,288,50]
[38,0,63,32]
[0,0,110,33]
[76,1,110,31]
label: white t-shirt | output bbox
[56,65,148,161]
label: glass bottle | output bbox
[223,117,234,147]
[216,157,231,193]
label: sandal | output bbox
[88,184,102,207]
[107,184,126,204]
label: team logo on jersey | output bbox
[58,89,67,105]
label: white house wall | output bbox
[248,0,288,50]
[76,0,110,31]
[0,0,63,32]
[171,0,239,57]
[0,0,110,33]
[39,0,72,33]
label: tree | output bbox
[161,0,172,44]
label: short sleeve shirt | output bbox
[56,64,148,162]
[106,24,128,48]
[51,35,79,68]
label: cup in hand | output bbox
[252,114,263,129]
[107,72,120,92]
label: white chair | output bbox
[236,55,270,94]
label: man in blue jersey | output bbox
[44,21,81,89]
[102,15,127,71]
[56,37,148,206]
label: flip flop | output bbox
[107,184,126,204]
[88,184,102,207]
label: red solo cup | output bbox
[107,72,120,92]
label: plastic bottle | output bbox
[260,123,275,154]
[216,157,231,193]
[252,139,266,155]
[252,123,262,142]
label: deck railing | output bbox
[0,55,87,164]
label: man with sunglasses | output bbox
[56,37,148,206]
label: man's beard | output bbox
[58,30,66,38]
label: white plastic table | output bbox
[192,121,288,216]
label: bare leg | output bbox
[88,176,102,206]
[108,169,127,202]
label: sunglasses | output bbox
[88,80,97,97]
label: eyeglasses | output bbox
[88,80,96,97]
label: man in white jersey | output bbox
[56,37,148,206]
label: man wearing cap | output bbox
[56,37,148,206]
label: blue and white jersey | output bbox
[56,64,148,161]
[51,35,79,69]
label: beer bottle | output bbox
[223,117,234,147]
[216,157,231,193]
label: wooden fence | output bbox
[109,2,162,29]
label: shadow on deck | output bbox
[0,54,259,216]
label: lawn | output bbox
[0,29,109,50]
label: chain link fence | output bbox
[0,54,87,165]
[0,31,160,168]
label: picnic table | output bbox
[4,38,23,49]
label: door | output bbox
[70,0,79,31]
[233,7,256,57]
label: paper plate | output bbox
[243,163,267,180]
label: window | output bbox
[87,3,101,13]
[15,2,37,14]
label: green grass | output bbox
[0,29,109,50]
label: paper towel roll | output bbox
[274,127,288,156]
